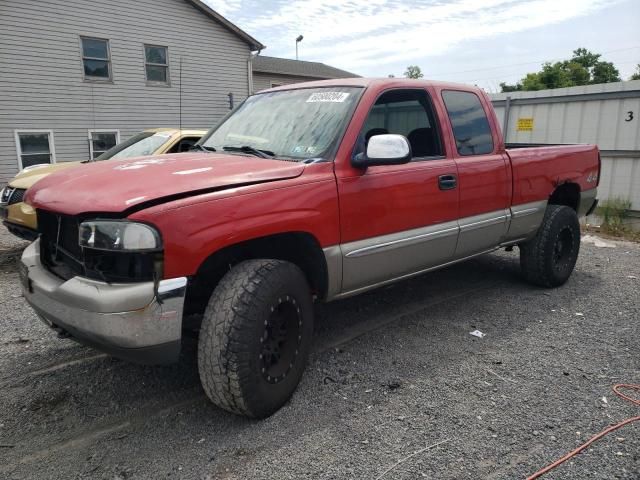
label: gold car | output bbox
[1,128,206,240]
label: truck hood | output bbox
[26,153,305,215]
[10,162,82,189]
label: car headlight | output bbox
[79,220,161,251]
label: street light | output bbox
[296,35,303,60]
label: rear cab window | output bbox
[441,90,494,156]
[360,89,443,160]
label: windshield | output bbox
[96,131,172,160]
[201,87,362,161]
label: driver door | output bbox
[336,88,459,294]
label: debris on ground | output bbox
[582,235,616,248]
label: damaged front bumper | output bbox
[20,239,186,364]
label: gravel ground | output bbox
[0,226,28,266]
[0,229,637,480]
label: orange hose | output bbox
[526,384,640,480]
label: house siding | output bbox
[0,0,252,182]
[252,72,323,93]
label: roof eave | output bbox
[252,68,357,79]
[184,0,266,51]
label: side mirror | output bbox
[352,134,412,168]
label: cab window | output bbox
[360,89,443,159]
[442,90,494,156]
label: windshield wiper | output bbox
[222,145,274,158]
[190,144,217,152]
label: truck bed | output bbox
[505,143,600,206]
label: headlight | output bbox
[79,220,161,251]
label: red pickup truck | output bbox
[20,78,599,418]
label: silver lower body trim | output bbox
[323,201,550,300]
[345,226,458,258]
[578,188,598,217]
[504,200,548,242]
[455,209,511,257]
[339,220,459,293]
[332,246,499,300]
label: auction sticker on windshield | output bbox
[306,92,350,103]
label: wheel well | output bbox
[183,232,328,322]
[549,183,580,211]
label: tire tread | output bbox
[197,259,311,417]
[520,205,580,287]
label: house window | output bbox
[14,130,56,169]
[88,130,120,159]
[145,45,169,84]
[81,37,111,80]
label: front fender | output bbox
[129,164,340,279]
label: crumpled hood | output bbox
[25,153,305,215]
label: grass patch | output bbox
[592,197,640,241]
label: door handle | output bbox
[438,174,457,190]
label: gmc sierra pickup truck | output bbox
[19,78,599,418]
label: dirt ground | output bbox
[0,230,638,479]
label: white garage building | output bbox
[490,80,640,213]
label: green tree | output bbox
[500,48,621,92]
[592,61,621,84]
[571,47,601,69]
[564,61,590,85]
[499,82,521,92]
[631,64,640,81]
[520,72,547,91]
[537,62,573,89]
[404,65,423,79]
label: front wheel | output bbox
[519,205,581,287]
[197,259,314,418]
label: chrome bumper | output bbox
[20,239,186,364]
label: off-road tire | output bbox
[197,259,314,418]
[519,205,581,287]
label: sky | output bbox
[203,0,640,92]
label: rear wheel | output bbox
[197,259,314,418]
[519,205,581,287]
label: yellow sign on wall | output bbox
[517,117,534,131]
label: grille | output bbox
[1,187,26,205]
[8,188,25,205]
[38,210,84,280]
[1,187,14,204]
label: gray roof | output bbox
[252,55,359,79]
[185,0,265,50]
